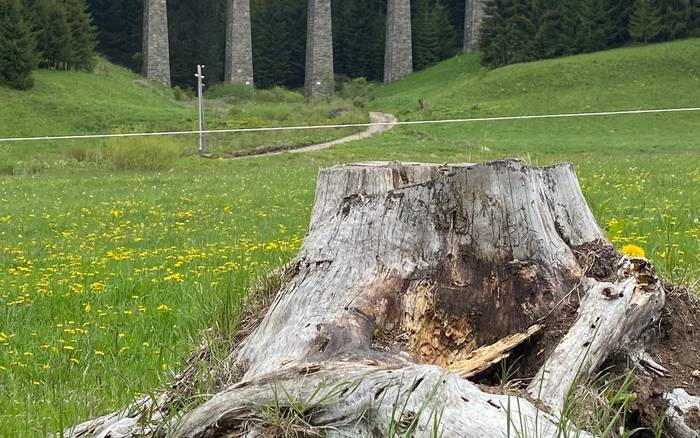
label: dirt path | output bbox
[230,112,397,159]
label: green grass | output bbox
[0,39,699,435]
[0,59,367,163]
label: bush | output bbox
[207,83,304,104]
[105,136,182,171]
[65,145,90,162]
[338,77,376,103]
[253,86,303,103]
[206,82,255,102]
[173,86,195,101]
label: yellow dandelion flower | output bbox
[157,304,171,311]
[621,244,646,258]
[94,350,105,356]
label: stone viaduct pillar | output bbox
[225,0,254,86]
[142,0,171,86]
[384,0,413,85]
[464,0,486,52]
[304,0,334,102]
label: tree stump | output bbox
[65,160,698,438]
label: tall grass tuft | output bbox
[105,136,182,171]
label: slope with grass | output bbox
[0,60,368,165]
[0,40,699,435]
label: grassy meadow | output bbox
[0,39,699,434]
[0,59,367,165]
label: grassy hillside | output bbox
[0,60,367,163]
[0,60,193,138]
[0,40,699,435]
[374,39,700,118]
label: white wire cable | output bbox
[0,106,699,143]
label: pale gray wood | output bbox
[527,259,665,412]
[173,362,590,437]
[666,389,700,438]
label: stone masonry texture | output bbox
[143,0,171,86]
[384,0,412,85]
[463,0,486,52]
[225,0,254,86]
[305,0,334,101]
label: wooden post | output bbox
[195,65,207,154]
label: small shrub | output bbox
[338,77,376,102]
[173,86,195,101]
[417,98,432,116]
[206,82,255,102]
[351,96,367,109]
[65,145,90,162]
[254,86,303,103]
[105,136,182,171]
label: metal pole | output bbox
[195,65,207,154]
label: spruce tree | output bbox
[628,0,662,43]
[657,0,690,39]
[480,0,510,67]
[608,0,634,45]
[62,0,97,70]
[251,0,306,89]
[690,0,700,35]
[434,0,458,60]
[480,0,537,68]
[37,0,73,69]
[332,0,353,77]
[0,0,37,89]
[576,0,613,53]
[413,0,440,70]
[198,0,226,84]
[86,0,142,71]
[333,0,385,80]
[534,0,578,59]
[503,0,537,65]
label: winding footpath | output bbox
[232,112,397,159]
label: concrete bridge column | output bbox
[464,0,486,52]
[143,0,171,86]
[305,0,334,102]
[225,0,254,86]
[384,0,412,85]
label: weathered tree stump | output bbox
[65,161,698,437]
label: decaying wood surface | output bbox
[527,258,666,412]
[64,160,695,437]
[666,389,700,438]
[448,324,543,378]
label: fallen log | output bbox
[64,160,694,437]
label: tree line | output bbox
[85,0,464,89]
[0,0,96,89]
[480,0,700,68]
[3,0,700,90]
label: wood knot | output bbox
[601,287,622,300]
